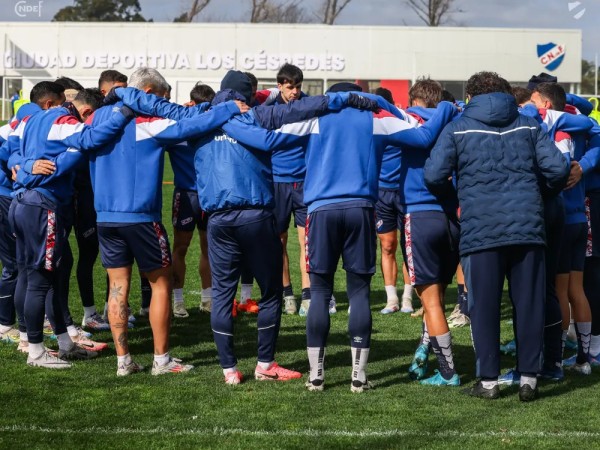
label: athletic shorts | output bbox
[98,222,172,273]
[586,193,600,258]
[375,188,404,234]
[401,210,459,286]
[73,185,98,242]
[306,203,376,274]
[10,190,69,272]
[273,181,307,234]
[557,222,587,274]
[172,188,207,232]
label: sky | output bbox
[2,0,599,60]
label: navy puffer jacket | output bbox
[424,93,569,256]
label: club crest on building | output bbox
[537,43,566,71]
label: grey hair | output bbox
[128,68,169,93]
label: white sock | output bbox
[20,331,28,342]
[201,287,212,301]
[590,335,600,356]
[83,306,97,319]
[154,352,170,366]
[0,324,11,334]
[240,284,252,303]
[384,285,398,303]
[117,353,132,366]
[173,288,184,304]
[520,374,537,389]
[57,332,74,351]
[308,347,325,381]
[351,347,370,383]
[67,325,79,338]
[481,379,498,389]
[28,342,45,359]
[402,284,414,300]
[568,320,576,341]
[257,360,273,370]
[223,366,238,375]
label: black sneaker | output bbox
[518,384,538,402]
[462,381,500,399]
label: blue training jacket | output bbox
[222,98,457,213]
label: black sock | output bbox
[283,284,293,298]
[302,287,311,300]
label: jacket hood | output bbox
[462,93,519,127]
[16,102,42,121]
[211,89,246,106]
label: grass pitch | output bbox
[1,158,600,449]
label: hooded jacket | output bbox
[424,92,570,255]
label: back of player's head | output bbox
[277,64,303,85]
[74,88,105,111]
[98,70,128,88]
[30,81,65,108]
[527,72,558,91]
[511,86,532,106]
[129,68,169,97]
[409,78,443,108]
[441,90,456,103]
[374,87,394,104]
[244,72,258,89]
[465,71,512,98]
[326,82,362,93]
[54,77,84,91]
[220,70,252,104]
[533,82,566,112]
[190,83,216,104]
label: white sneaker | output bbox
[448,313,471,328]
[400,297,414,313]
[571,362,592,375]
[381,302,400,315]
[328,297,337,314]
[173,302,189,318]
[199,299,212,313]
[151,357,194,375]
[447,304,461,321]
[299,300,311,317]
[0,327,20,344]
[138,307,150,317]
[117,360,145,376]
[28,350,72,369]
[305,379,325,391]
[284,295,297,315]
[81,312,110,331]
[350,379,373,393]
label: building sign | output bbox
[537,43,566,72]
[3,50,345,72]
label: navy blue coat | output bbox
[424,93,569,256]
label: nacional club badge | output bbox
[537,43,566,71]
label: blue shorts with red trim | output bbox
[401,210,459,286]
[98,222,172,273]
[172,188,207,232]
[273,181,307,234]
[306,201,376,274]
[10,190,69,272]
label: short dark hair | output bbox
[74,88,105,111]
[465,71,512,98]
[244,72,258,89]
[511,86,532,105]
[190,84,216,104]
[98,70,128,88]
[534,82,566,112]
[441,90,456,103]
[276,63,303,85]
[409,78,443,108]
[374,87,394,104]
[54,77,84,91]
[30,81,65,106]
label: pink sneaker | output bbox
[254,362,302,381]
[225,370,244,385]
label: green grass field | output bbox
[2,158,600,449]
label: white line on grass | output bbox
[1,425,600,439]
